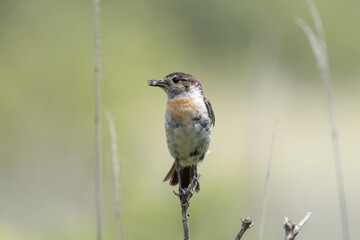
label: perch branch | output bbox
[173,175,200,240]
[296,1,349,240]
[284,212,312,240]
[235,217,254,240]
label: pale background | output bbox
[1,0,360,239]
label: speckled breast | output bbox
[164,97,211,167]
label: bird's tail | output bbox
[163,162,200,192]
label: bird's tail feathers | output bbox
[163,162,200,192]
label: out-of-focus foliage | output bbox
[1,0,360,239]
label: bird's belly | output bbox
[165,115,211,167]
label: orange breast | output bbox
[166,97,198,124]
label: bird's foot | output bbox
[173,188,190,206]
[192,173,201,184]
[179,188,189,206]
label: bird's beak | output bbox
[148,79,168,89]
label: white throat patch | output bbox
[171,85,203,100]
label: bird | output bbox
[148,72,215,193]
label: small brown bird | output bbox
[148,72,215,192]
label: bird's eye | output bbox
[172,77,180,83]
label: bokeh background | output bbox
[1,0,360,239]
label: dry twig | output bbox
[173,176,200,240]
[296,1,349,240]
[284,212,312,240]
[235,217,254,240]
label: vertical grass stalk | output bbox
[93,0,102,239]
[258,124,279,240]
[296,1,349,239]
[106,111,123,240]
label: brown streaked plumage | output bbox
[148,72,215,193]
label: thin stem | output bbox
[93,0,102,239]
[106,111,122,240]
[258,123,279,240]
[296,1,349,239]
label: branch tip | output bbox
[235,217,254,240]
[284,212,312,240]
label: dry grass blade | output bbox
[258,123,279,240]
[106,111,122,240]
[306,0,327,54]
[296,1,349,240]
[93,0,102,239]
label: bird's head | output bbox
[148,72,203,100]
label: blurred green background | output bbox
[1,0,360,239]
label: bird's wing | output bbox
[204,97,215,126]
